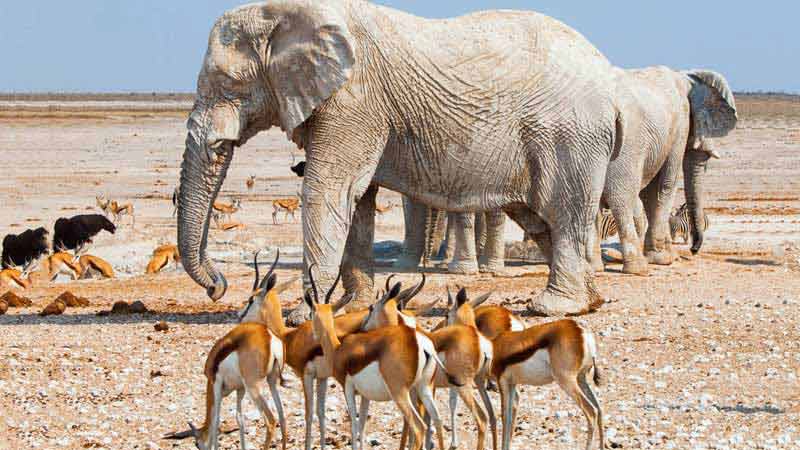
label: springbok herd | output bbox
[158,250,604,450]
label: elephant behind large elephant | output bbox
[177,0,627,318]
[588,67,736,273]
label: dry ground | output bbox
[0,96,799,450]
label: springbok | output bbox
[491,319,604,450]
[213,199,242,223]
[171,252,287,450]
[306,268,451,450]
[237,253,376,450]
[0,259,37,289]
[365,282,494,450]
[272,195,301,224]
[146,244,180,274]
[45,245,85,281]
[96,195,134,226]
[246,175,256,191]
[78,254,114,279]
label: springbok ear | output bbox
[469,291,493,307]
[456,288,468,307]
[273,275,301,294]
[265,3,355,136]
[684,70,737,139]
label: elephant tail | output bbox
[611,108,625,161]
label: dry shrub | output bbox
[55,291,90,307]
[0,291,33,307]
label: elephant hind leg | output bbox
[478,210,506,274]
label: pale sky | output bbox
[0,1,796,93]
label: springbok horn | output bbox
[252,250,262,292]
[259,249,280,290]
[384,274,396,292]
[308,263,319,304]
[324,270,342,305]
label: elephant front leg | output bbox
[290,138,382,325]
[448,213,479,274]
[478,210,506,273]
[341,184,378,309]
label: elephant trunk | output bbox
[177,123,234,300]
[683,148,710,255]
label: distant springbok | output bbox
[272,193,301,224]
[96,195,135,227]
[213,199,242,223]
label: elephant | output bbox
[586,67,736,273]
[177,0,628,319]
[399,199,507,274]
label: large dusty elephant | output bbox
[587,67,736,273]
[177,0,626,317]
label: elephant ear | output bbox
[684,70,738,139]
[267,4,355,136]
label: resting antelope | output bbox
[177,252,287,450]
[491,319,604,450]
[213,199,242,223]
[78,254,114,279]
[220,222,246,232]
[146,244,181,274]
[306,268,451,450]
[272,195,301,224]
[44,248,84,281]
[0,260,37,289]
[367,281,494,450]
[246,175,256,191]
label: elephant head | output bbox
[682,70,737,254]
[178,2,355,300]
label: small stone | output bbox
[154,321,169,332]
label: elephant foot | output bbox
[527,289,591,317]
[286,301,311,326]
[448,260,479,275]
[645,250,675,266]
[622,257,649,276]
[589,257,605,273]
[478,260,505,274]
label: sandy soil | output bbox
[0,100,799,450]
